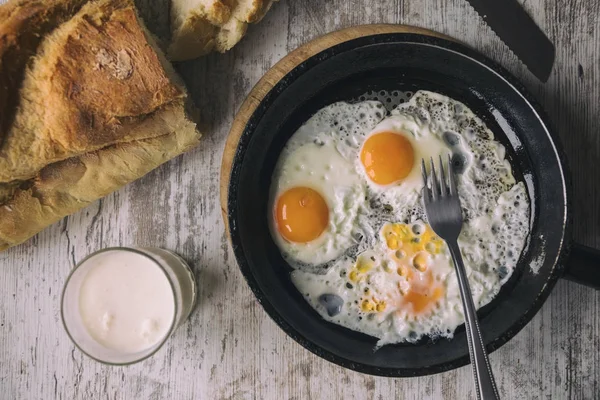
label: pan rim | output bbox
[227,32,572,377]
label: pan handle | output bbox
[563,242,600,289]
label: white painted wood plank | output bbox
[0,0,598,399]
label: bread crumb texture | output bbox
[169,0,278,61]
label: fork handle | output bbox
[447,241,500,400]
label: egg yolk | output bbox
[383,222,444,256]
[401,272,444,314]
[381,222,446,315]
[360,131,415,185]
[275,187,329,243]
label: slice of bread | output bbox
[0,0,202,251]
[168,0,276,61]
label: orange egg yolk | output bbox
[381,222,446,315]
[360,131,415,185]
[400,271,444,314]
[275,187,329,243]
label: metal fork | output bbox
[421,155,500,400]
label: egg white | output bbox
[268,101,386,270]
[272,90,531,345]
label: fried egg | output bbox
[357,115,448,193]
[268,101,385,270]
[271,90,531,345]
[292,221,457,343]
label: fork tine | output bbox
[429,157,439,200]
[421,158,430,202]
[448,154,457,196]
[438,155,448,196]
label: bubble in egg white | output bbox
[274,90,531,346]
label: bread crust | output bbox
[1,0,187,182]
[0,0,88,146]
[0,0,202,251]
[0,120,199,251]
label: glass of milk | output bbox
[61,247,196,365]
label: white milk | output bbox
[62,247,196,364]
[78,251,175,353]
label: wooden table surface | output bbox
[1,0,599,399]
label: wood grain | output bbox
[1,0,599,399]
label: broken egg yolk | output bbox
[384,222,446,315]
[382,222,444,256]
[344,223,446,317]
[399,271,444,314]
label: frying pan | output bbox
[223,25,600,376]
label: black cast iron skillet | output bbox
[227,32,600,376]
